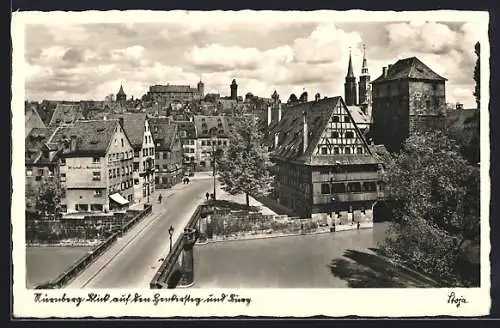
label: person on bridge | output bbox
[205,192,210,200]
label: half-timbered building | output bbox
[265,96,387,221]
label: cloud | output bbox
[23,21,483,107]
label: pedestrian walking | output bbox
[357,221,360,230]
[205,192,210,200]
[210,193,215,200]
[158,193,163,203]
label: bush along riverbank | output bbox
[196,207,373,244]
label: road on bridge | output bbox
[66,174,214,289]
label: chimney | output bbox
[387,64,393,73]
[315,93,321,101]
[267,105,272,126]
[303,110,308,154]
[382,67,387,77]
[278,103,282,122]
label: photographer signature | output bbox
[447,292,468,308]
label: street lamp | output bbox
[211,130,217,201]
[168,225,174,252]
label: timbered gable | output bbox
[313,99,371,156]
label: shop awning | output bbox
[109,193,129,205]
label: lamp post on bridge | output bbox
[168,225,174,252]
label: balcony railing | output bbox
[314,191,386,203]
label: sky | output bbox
[24,15,484,108]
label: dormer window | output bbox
[332,116,340,123]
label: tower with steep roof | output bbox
[358,44,371,106]
[230,79,238,100]
[344,49,357,106]
[116,84,127,103]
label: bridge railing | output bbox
[35,204,153,289]
[150,203,204,289]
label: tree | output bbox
[36,180,62,218]
[473,42,480,109]
[380,131,480,286]
[216,115,274,208]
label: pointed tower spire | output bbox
[358,43,371,108]
[361,44,369,76]
[346,47,355,78]
[344,47,357,106]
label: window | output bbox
[133,162,139,171]
[426,100,431,108]
[163,153,168,160]
[121,138,124,147]
[155,165,160,170]
[76,204,89,211]
[347,182,362,192]
[92,171,101,181]
[91,204,104,212]
[332,183,346,193]
[26,169,33,177]
[60,158,66,165]
[333,147,340,154]
[357,147,363,154]
[345,131,354,138]
[134,150,139,157]
[61,205,67,212]
[321,183,330,194]
[332,116,340,123]
[331,131,339,138]
[344,116,350,122]
[60,173,66,182]
[321,147,328,155]
[134,178,140,185]
[92,157,100,163]
[94,190,103,197]
[345,147,351,154]
[202,141,206,146]
[109,169,112,178]
[61,188,66,198]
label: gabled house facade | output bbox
[265,96,386,221]
[149,119,183,188]
[57,119,135,214]
[110,113,156,205]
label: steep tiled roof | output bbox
[174,120,197,139]
[347,106,371,126]
[149,120,179,151]
[48,104,84,127]
[372,57,447,84]
[56,120,121,157]
[193,115,231,138]
[107,113,146,149]
[25,126,68,165]
[25,105,46,138]
[265,97,377,165]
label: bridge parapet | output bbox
[150,203,208,289]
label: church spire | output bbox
[344,47,357,106]
[361,44,369,76]
[346,48,355,78]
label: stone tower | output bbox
[358,44,371,106]
[371,57,447,153]
[230,79,238,100]
[344,50,357,106]
[197,79,205,99]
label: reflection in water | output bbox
[194,222,392,288]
